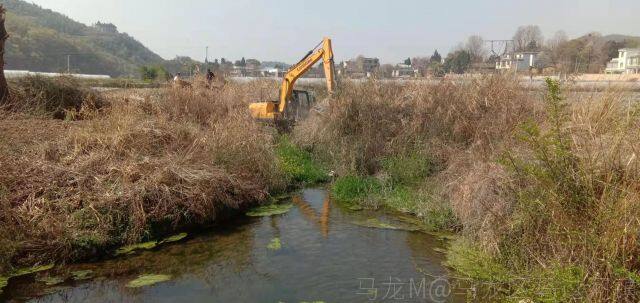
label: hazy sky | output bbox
[26,0,640,64]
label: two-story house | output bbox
[605,48,640,74]
[495,51,539,71]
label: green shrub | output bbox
[276,136,328,184]
[139,65,169,82]
[495,78,640,301]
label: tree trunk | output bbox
[0,5,9,102]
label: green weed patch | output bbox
[331,175,382,203]
[276,137,328,184]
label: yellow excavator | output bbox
[249,37,335,128]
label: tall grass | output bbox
[492,79,640,301]
[2,75,639,300]
[2,76,106,119]
[295,76,640,301]
[295,76,534,227]
[0,77,286,271]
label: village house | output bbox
[338,57,380,78]
[605,48,640,74]
[93,22,118,34]
[495,51,539,71]
[391,63,419,78]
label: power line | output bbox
[484,40,514,57]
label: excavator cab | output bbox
[285,89,315,122]
[249,37,335,130]
[248,90,315,123]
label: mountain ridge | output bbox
[1,0,164,76]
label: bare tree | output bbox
[580,32,607,73]
[513,25,544,51]
[546,30,568,51]
[465,35,487,63]
[410,57,430,76]
[0,5,8,102]
[379,64,394,78]
[545,30,569,68]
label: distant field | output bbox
[77,78,162,89]
[230,76,640,92]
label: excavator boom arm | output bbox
[277,37,335,113]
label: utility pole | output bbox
[0,5,9,102]
[205,46,209,64]
[67,54,70,73]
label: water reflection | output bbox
[291,195,331,238]
[7,188,465,303]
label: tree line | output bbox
[408,25,639,76]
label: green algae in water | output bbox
[115,241,158,256]
[396,215,429,230]
[159,233,188,244]
[338,200,364,211]
[267,238,282,250]
[37,275,65,286]
[126,274,172,288]
[269,192,294,203]
[71,270,94,281]
[352,218,419,231]
[11,263,55,277]
[246,203,293,217]
[115,233,187,256]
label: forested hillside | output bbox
[1,0,164,76]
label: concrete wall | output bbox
[4,70,111,79]
[575,73,640,82]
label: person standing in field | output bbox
[206,69,215,85]
[174,72,181,82]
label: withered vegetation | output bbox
[294,76,640,302]
[0,77,285,270]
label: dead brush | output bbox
[496,81,640,301]
[293,76,640,300]
[294,74,539,175]
[3,75,106,119]
[294,77,539,238]
[0,81,286,268]
[294,80,414,175]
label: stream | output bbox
[4,188,469,303]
